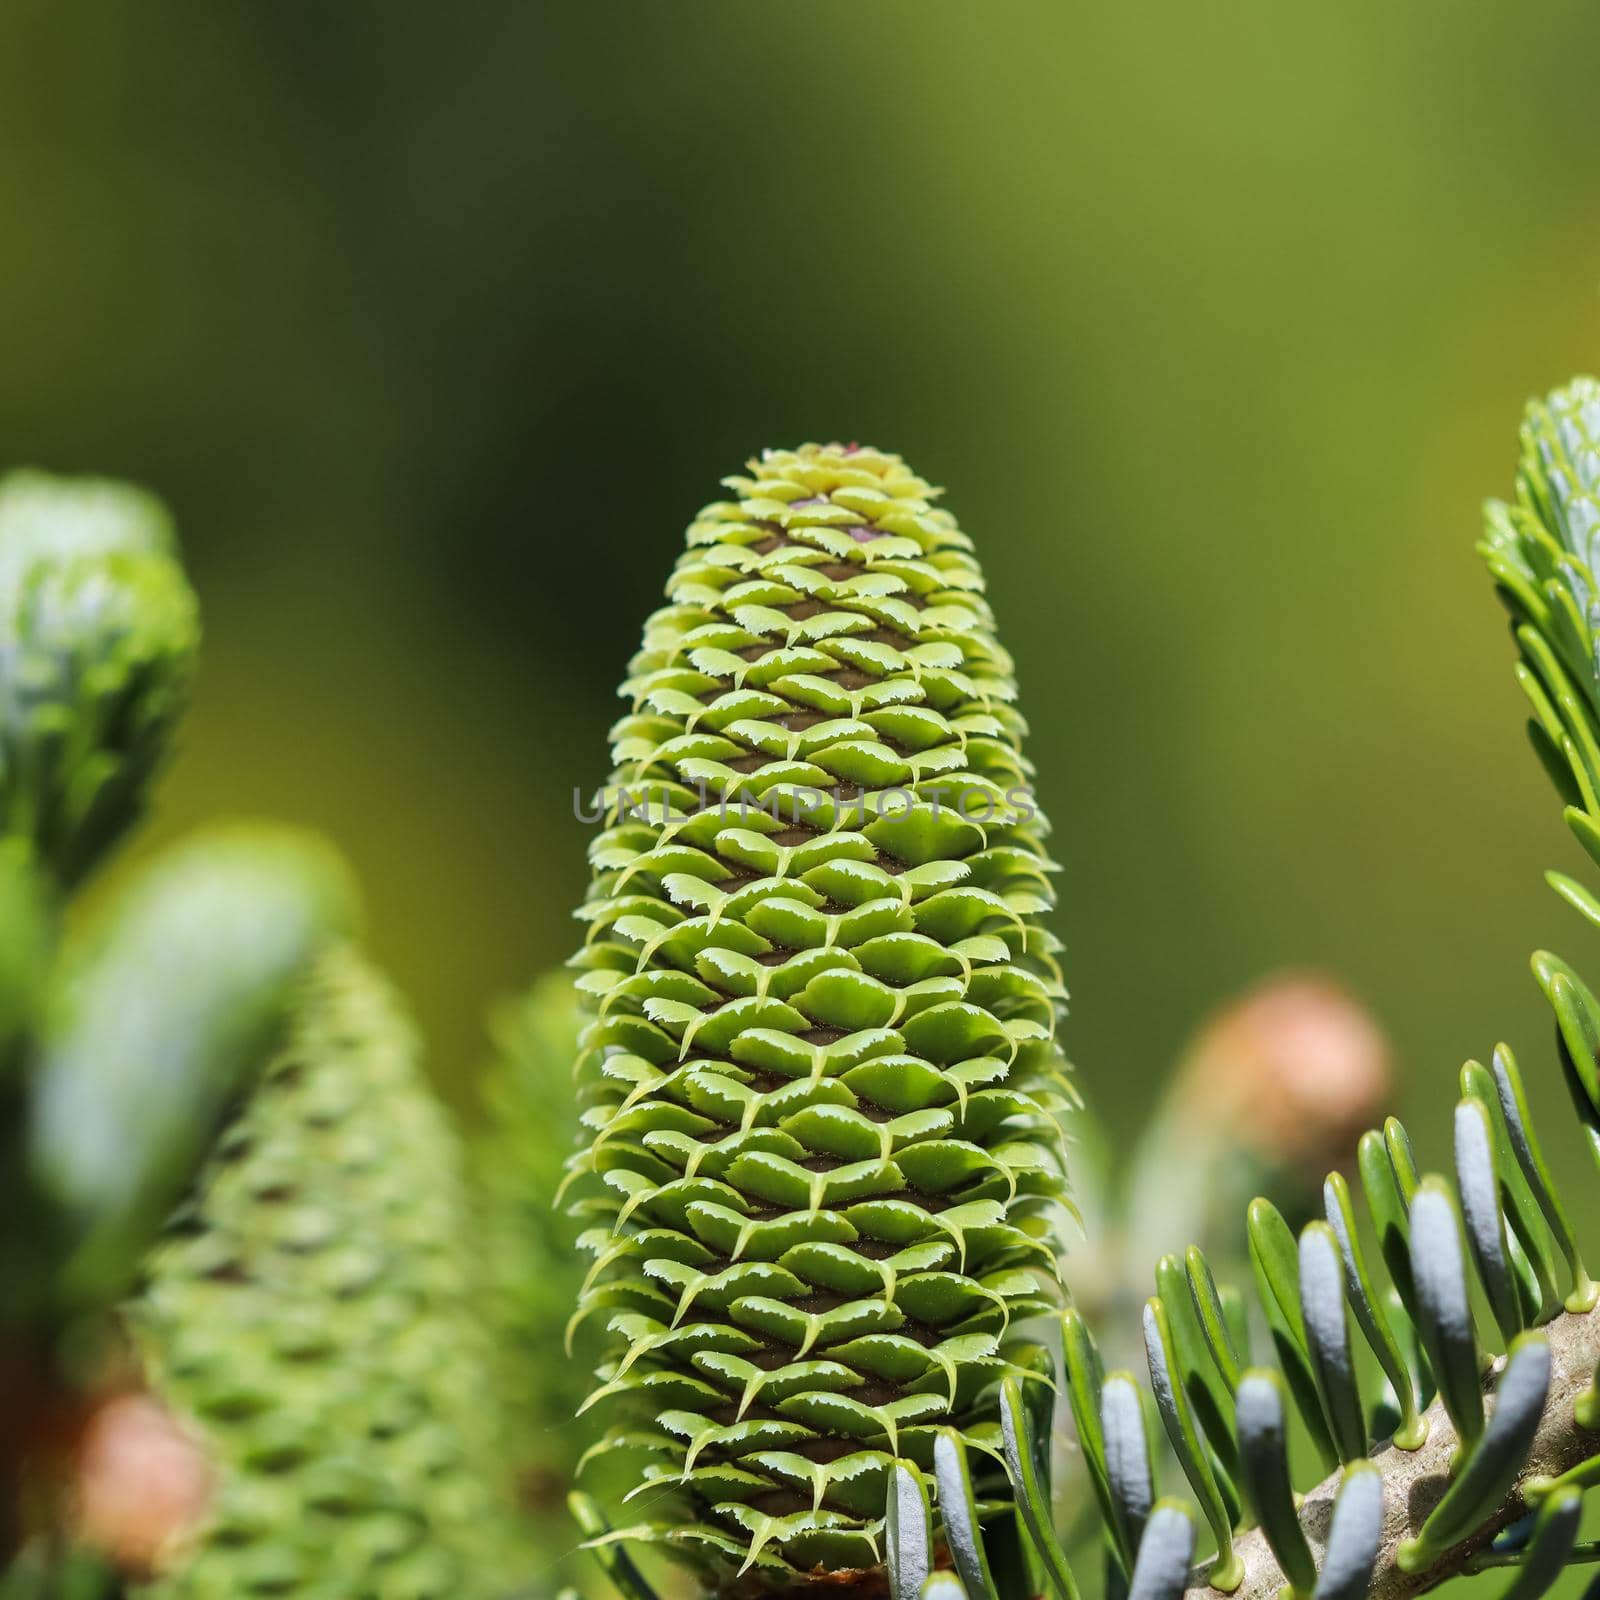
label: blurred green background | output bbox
[4,0,1600,1210]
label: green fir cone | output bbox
[567,444,1075,1591]
[131,947,520,1600]
[0,471,199,886]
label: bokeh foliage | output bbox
[4,3,1599,1176]
[6,11,1600,1590]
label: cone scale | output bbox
[568,445,1074,1592]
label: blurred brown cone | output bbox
[1176,973,1391,1171]
[1121,971,1393,1289]
[72,1393,211,1578]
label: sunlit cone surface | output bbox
[568,444,1075,1590]
[131,948,519,1600]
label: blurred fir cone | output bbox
[476,971,593,1573]
[127,947,523,1600]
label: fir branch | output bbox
[1181,1301,1600,1600]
